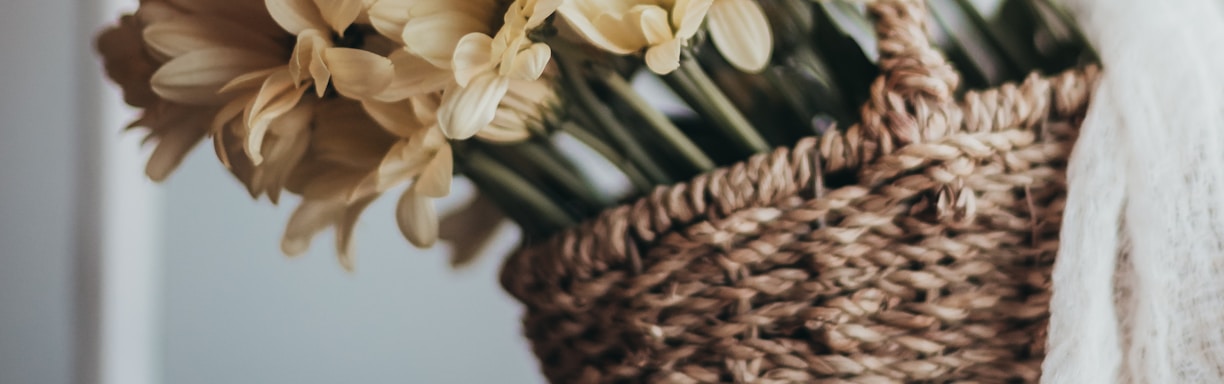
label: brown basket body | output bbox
[502,1,1098,382]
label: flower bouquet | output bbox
[97,0,1098,381]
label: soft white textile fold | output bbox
[1045,0,1224,382]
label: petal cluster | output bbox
[557,0,772,74]
[98,0,561,268]
[372,0,561,141]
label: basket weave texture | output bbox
[501,1,1099,382]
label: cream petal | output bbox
[334,195,377,271]
[258,102,314,204]
[673,0,715,40]
[557,2,643,54]
[407,0,498,21]
[506,42,551,81]
[211,95,255,169]
[307,45,332,95]
[526,0,564,28]
[491,33,518,75]
[213,121,237,171]
[312,100,400,165]
[169,0,283,36]
[396,189,439,248]
[481,110,533,142]
[296,165,375,200]
[376,139,429,192]
[634,5,673,46]
[143,15,282,58]
[281,199,345,256]
[323,48,394,100]
[361,99,425,137]
[437,73,510,140]
[346,171,382,204]
[414,144,453,198]
[367,0,413,43]
[452,33,496,87]
[505,77,557,106]
[401,10,489,68]
[707,0,772,73]
[145,108,212,181]
[313,0,364,35]
[219,68,281,94]
[266,0,328,35]
[151,47,282,105]
[267,98,315,137]
[245,70,308,164]
[290,29,334,93]
[645,38,684,74]
[411,93,442,124]
[375,50,452,102]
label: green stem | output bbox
[460,148,576,234]
[787,46,854,124]
[560,120,655,193]
[672,56,771,153]
[556,57,673,184]
[597,68,715,173]
[515,140,612,208]
[764,69,814,128]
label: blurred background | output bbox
[0,1,545,383]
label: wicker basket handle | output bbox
[858,0,963,154]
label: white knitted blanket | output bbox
[1044,0,1224,382]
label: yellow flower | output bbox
[226,0,396,166]
[558,0,772,74]
[369,0,500,69]
[273,0,563,254]
[441,0,561,139]
[370,0,560,140]
[558,0,710,74]
[99,0,452,266]
[203,0,431,199]
[96,0,289,185]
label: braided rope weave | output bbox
[502,1,1099,382]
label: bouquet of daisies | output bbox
[96,0,1089,269]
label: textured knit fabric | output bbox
[1045,0,1224,382]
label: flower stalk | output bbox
[596,67,716,173]
[458,145,577,234]
[555,55,674,184]
[668,54,772,154]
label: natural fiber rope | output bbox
[501,0,1099,382]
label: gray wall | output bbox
[159,151,543,384]
[0,0,79,383]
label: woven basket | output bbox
[502,1,1099,382]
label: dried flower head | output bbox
[369,0,561,141]
[96,0,283,183]
[557,0,772,74]
[98,0,463,268]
